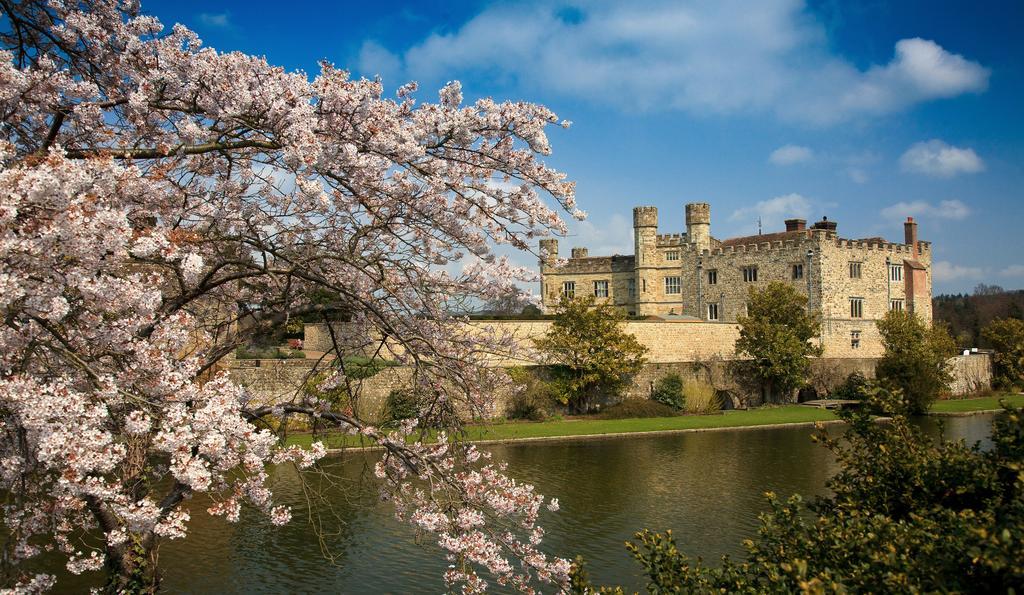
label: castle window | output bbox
[851,330,861,349]
[850,297,863,318]
[707,269,718,285]
[594,280,609,298]
[890,299,904,312]
[792,263,804,280]
[627,278,636,298]
[742,266,758,282]
[849,262,862,279]
[665,250,680,261]
[890,264,903,282]
[562,281,575,298]
[665,276,681,294]
[707,303,719,321]
[642,279,647,293]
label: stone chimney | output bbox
[785,218,806,232]
[904,217,918,259]
[571,247,589,259]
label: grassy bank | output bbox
[930,393,1024,413]
[285,394,1024,449]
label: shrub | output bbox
[506,367,552,421]
[682,379,720,414]
[651,374,685,410]
[341,356,397,380]
[831,371,871,400]
[235,346,305,360]
[384,388,420,422]
[597,400,679,419]
[572,404,1024,592]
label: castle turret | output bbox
[633,206,659,315]
[685,202,711,252]
[539,238,558,267]
[571,247,589,259]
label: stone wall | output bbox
[947,352,993,396]
[305,319,744,366]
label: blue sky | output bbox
[144,0,1024,294]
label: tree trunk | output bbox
[105,540,160,594]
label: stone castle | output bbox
[539,202,932,357]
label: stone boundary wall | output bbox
[305,320,745,365]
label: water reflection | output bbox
[40,414,1000,593]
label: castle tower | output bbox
[538,238,558,307]
[686,202,711,252]
[633,206,659,315]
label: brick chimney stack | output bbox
[904,217,918,259]
[785,218,806,232]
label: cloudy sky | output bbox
[147,0,1024,294]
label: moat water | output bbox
[42,414,997,593]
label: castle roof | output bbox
[720,230,808,247]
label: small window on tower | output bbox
[850,297,864,318]
[707,269,718,285]
[665,251,680,261]
[562,281,575,298]
[890,299,904,312]
[792,263,804,280]
[707,303,719,321]
[851,330,861,349]
[849,262,862,279]
[627,278,636,298]
[743,266,758,282]
[890,264,903,282]
[665,276,681,294]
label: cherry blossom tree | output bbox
[0,1,578,591]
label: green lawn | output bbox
[284,394,1024,450]
[930,393,1024,413]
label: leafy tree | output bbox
[571,399,1024,593]
[735,282,823,403]
[982,317,1024,389]
[0,1,574,591]
[876,311,956,414]
[534,296,647,413]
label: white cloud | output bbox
[899,140,985,178]
[562,213,634,258]
[880,199,970,221]
[846,167,869,184]
[999,265,1024,278]
[383,2,988,125]
[933,260,983,282]
[198,13,230,28]
[769,144,813,165]
[729,193,813,233]
[357,40,402,82]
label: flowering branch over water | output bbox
[0,0,575,591]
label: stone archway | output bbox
[797,387,819,403]
[716,390,736,410]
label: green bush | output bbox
[831,371,871,400]
[597,400,679,419]
[341,356,397,380]
[682,379,720,414]
[383,388,420,422]
[572,404,1024,592]
[651,374,684,410]
[235,346,306,360]
[506,367,552,421]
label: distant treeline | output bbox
[933,284,1024,348]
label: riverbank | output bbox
[285,394,1024,449]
